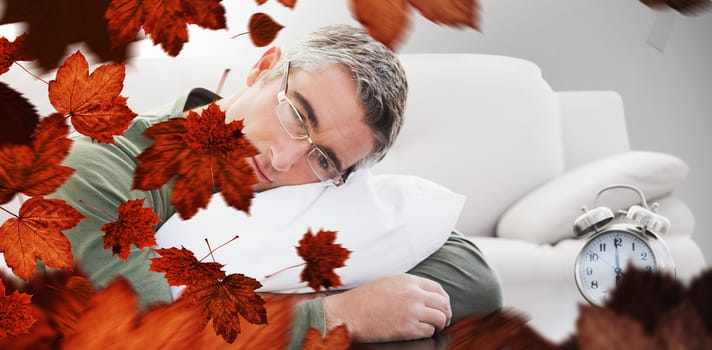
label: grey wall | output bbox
[2,0,709,262]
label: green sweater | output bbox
[47,94,502,347]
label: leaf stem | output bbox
[78,199,116,221]
[14,62,48,85]
[215,69,230,97]
[230,32,249,39]
[264,262,305,280]
[199,235,239,262]
[0,206,18,218]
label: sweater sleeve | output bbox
[287,231,503,348]
[46,97,188,308]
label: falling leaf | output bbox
[604,265,684,332]
[0,282,36,338]
[0,197,84,281]
[149,246,225,287]
[296,229,351,292]
[0,114,74,205]
[101,198,160,261]
[0,33,34,76]
[48,51,137,143]
[687,269,712,333]
[254,0,297,8]
[349,0,412,49]
[186,273,267,343]
[408,0,481,30]
[0,82,40,147]
[655,301,712,349]
[248,13,285,47]
[576,305,661,350]
[105,0,227,56]
[62,277,205,349]
[150,247,267,343]
[0,0,132,72]
[302,325,350,350]
[640,0,711,15]
[133,102,258,219]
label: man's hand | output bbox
[322,274,452,342]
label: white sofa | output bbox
[3,53,707,342]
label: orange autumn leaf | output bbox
[254,0,296,8]
[408,0,481,30]
[296,229,351,292]
[248,12,285,47]
[0,197,84,281]
[350,0,412,49]
[150,247,266,343]
[303,325,351,350]
[101,198,160,261]
[133,102,258,219]
[105,0,227,56]
[349,0,482,49]
[0,33,34,76]
[150,247,225,286]
[0,282,36,338]
[0,82,40,147]
[0,0,131,72]
[48,51,137,143]
[0,114,74,205]
[62,277,206,349]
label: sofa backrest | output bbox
[372,54,566,237]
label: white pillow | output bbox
[155,169,465,295]
[496,151,688,244]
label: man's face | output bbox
[223,64,375,192]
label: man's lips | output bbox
[250,157,272,183]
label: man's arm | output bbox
[288,231,503,348]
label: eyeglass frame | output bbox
[275,61,346,186]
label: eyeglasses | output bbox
[275,61,345,186]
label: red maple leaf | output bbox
[254,0,297,8]
[101,198,160,261]
[349,0,481,49]
[0,113,74,205]
[0,0,132,72]
[303,325,351,350]
[105,0,227,57]
[296,229,351,292]
[150,247,225,286]
[0,33,34,76]
[62,277,206,349]
[0,82,40,147]
[150,246,267,343]
[248,12,285,47]
[133,102,258,219]
[48,51,138,143]
[0,197,84,281]
[0,281,36,338]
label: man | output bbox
[48,25,501,347]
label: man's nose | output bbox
[270,138,310,172]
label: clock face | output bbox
[575,229,656,305]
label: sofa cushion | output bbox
[373,54,564,237]
[496,151,690,244]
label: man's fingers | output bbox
[419,306,449,332]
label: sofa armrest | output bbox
[557,91,631,170]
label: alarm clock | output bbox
[573,184,675,305]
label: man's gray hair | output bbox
[260,24,407,172]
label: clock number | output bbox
[614,238,623,247]
[590,281,599,289]
[646,266,653,272]
[640,252,648,261]
[585,267,593,276]
[599,243,606,252]
[589,253,599,262]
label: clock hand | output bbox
[587,249,616,270]
[614,239,623,277]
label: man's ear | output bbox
[246,46,282,87]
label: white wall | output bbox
[2,0,709,263]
